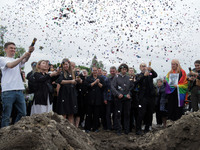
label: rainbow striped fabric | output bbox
[165,69,188,107]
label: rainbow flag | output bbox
[165,69,188,107]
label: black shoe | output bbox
[116,131,121,136]
[145,126,149,131]
[94,129,99,132]
[136,130,142,135]
[144,129,150,133]
[124,131,129,135]
[85,130,90,133]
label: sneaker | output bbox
[141,125,145,130]
[149,126,152,131]
[81,121,85,128]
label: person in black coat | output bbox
[111,64,132,135]
[56,58,78,125]
[135,63,157,135]
[31,60,59,115]
[128,68,138,132]
[74,68,85,127]
[84,66,105,132]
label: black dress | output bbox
[75,73,86,116]
[167,89,183,121]
[56,72,77,115]
[167,72,183,121]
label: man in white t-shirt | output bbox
[0,42,34,127]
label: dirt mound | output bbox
[0,112,98,150]
[90,111,200,150]
[135,111,200,150]
[0,111,200,150]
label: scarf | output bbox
[165,69,188,107]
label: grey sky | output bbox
[1,0,200,77]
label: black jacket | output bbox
[85,75,105,105]
[33,72,55,105]
[111,74,132,98]
[135,69,157,100]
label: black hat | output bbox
[118,63,129,72]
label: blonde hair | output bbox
[62,58,75,79]
[36,60,46,72]
[169,59,182,74]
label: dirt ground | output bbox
[0,111,200,150]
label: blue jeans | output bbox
[1,90,26,128]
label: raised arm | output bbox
[6,52,30,68]
[21,47,35,64]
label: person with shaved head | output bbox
[135,62,157,135]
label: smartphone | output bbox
[189,67,191,72]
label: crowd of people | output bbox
[0,42,200,136]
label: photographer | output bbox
[188,60,200,111]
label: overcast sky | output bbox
[1,0,200,77]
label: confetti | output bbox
[0,0,199,76]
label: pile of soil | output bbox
[0,111,200,150]
[0,112,99,150]
[135,111,200,150]
[94,111,200,150]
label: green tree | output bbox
[133,68,137,73]
[0,25,25,58]
[78,65,91,75]
[0,26,7,56]
[53,63,61,68]
[15,47,25,58]
[90,55,105,70]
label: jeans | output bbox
[1,90,26,128]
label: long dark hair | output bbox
[62,58,75,79]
